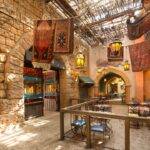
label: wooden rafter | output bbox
[46,0,143,45]
[55,0,77,17]
[82,9,135,27]
[53,0,100,45]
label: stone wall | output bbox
[89,35,150,102]
[0,0,45,130]
[59,37,90,107]
[0,0,49,129]
[0,0,90,129]
[89,42,135,101]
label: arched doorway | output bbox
[95,67,131,103]
[3,31,68,123]
[24,45,66,119]
[99,72,125,101]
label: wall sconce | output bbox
[75,52,85,68]
[123,60,130,71]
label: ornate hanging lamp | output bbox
[75,52,85,68]
[123,60,130,71]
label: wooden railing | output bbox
[60,98,150,150]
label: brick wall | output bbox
[0,0,90,130]
[0,0,46,130]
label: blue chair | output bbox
[71,119,86,127]
[71,118,86,137]
[91,124,107,132]
[90,117,112,143]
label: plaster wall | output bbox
[89,36,137,99]
[144,71,150,100]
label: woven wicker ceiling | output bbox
[49,0,143,46]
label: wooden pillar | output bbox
[135,72,144,103]
[125,85,131,104]
[86,115,92,148]
[94,85,99,97]
[125,119,130,150]
[60,111,65,140]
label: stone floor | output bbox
[0,107,149,150]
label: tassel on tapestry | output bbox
[53,18,74,53]
[33,20,54,63]
[129,40,150,72]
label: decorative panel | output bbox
[127,13,150,40]
[53,18,74,53]
[33,20,54,62]
[107,45,123,61]
[129,40,150,72]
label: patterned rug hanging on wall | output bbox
[33,20,54,63]
[33,19,74,62]
[53,18,74,53]
[129,40,150,72]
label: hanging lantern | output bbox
[75,52,85,68]
[123,60,130,71]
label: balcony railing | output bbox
[60,98,150,150]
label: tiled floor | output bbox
[0,106,149,150]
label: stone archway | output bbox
[0,31,33,127]
[95,67,131,103]
[0,30,74,128]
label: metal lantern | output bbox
[75,52,85,68]
[123,60,130,71]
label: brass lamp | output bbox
[75,52,85,68]
[123,60,130,71]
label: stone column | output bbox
[0,53,7,114]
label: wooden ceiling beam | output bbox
[52,0,101,45]
[82,9,135,27]
[44,0,53,3]
[54,0,77,17]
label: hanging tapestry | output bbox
[127,12,150,40]
[129,40,150,72]
[33,20,54,63]
[107,44,123,61]
[53,18,74,53]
